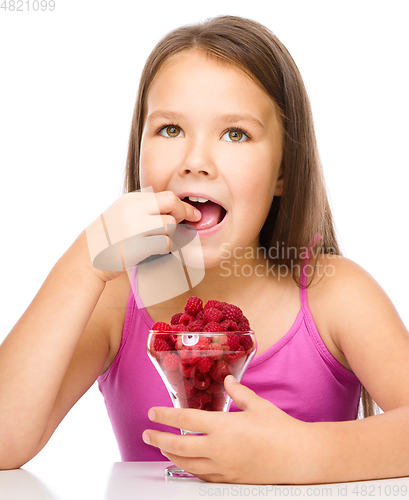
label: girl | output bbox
[1,15,409,486]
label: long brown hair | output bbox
[123,15,377,417]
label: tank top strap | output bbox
[299,232,323,310]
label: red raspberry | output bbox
[204,299,223,310]
[152,322,172,332]
[237,316,251,332]
[166,369,183,386]
[210,393,226,411]
[207,381,224,395]
[220,333,240,351]
[195,309,204,321]
[196,356,214,374]
[221,304,243,323]
[177,380,197,400]
[238,334,254,351]
[179,347,201,365]
[170,313,184,325]
[224,344,246,364]
[184,296,203,316]
[179,314,195,327]
[163,352,180,371]
[197,337,210,350]
[171,325,189,333]
[203,307,224,324]
[188,320,205,332]
[180,363,196,378]
[190,391,212,410]
[209,359,231,383]
[206,343,223,360]
[220,319,238,332]
[203,321,226,332]
[193,371,211,391]
[153,336,171,353]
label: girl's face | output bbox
[140,50,283,268]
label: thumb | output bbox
[224,375,260,411]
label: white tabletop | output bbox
[1,461,409,500]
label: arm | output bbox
[0,191,200,470]
[0,231,110,469]
[143,256,409,484]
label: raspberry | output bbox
[210,393,226,411]
[220,319,238,332]
[153,336,171,353]
[221,304,243,323]
[209,359,231,383]
[166,368,183,386]
[207,381,224,395]
[171,325,188,333]
[204,299,223,310]
[238,334,254,351]
[163,352,180,371]
[197,337,210,350]
[237,317,251,332]
[177,379,197,400]
[184,296,203,316]
[190,391,212,410]
[224,344,246,364]
[179,347,201,365]
[203,321,226,332]
[152,322,172,332]
[205,343,223,360]
[203,307,224,324]
[220,333,240,351]
[197,356,214,374]
[179,313,195,327]
[195,309,204,321]
[188,320,205,332]
[193,371,211,391]
[180,363,196,378]
[170,313,184,325]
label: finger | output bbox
[148,406,218,434]
[155,191,201,223]
[142,429,209,458]
[224,375,261,412]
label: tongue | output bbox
[184,200,224,230]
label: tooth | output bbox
[197,198,208,203]
[188,196,198,202]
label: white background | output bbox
[0,0,408,497]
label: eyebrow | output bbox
[146,110,265,129]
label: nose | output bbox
[178,138,217,178]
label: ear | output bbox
[274,167,284,197]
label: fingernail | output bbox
[194,209,201,219]
[226,375,238,383]
[148,409,156,421]
[142,432,150,444]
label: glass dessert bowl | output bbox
[147,330,257,477]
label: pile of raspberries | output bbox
[148,296,254,411]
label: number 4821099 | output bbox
[1,0,55,11]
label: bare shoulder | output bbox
[309,254,409,410]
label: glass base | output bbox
[165,464,196,478]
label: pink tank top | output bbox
[98,245,361,461]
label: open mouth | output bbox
[181,196,227,231]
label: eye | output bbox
[221,128,249,143]
[158,125,184,138]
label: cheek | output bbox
[139,136,167,189]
